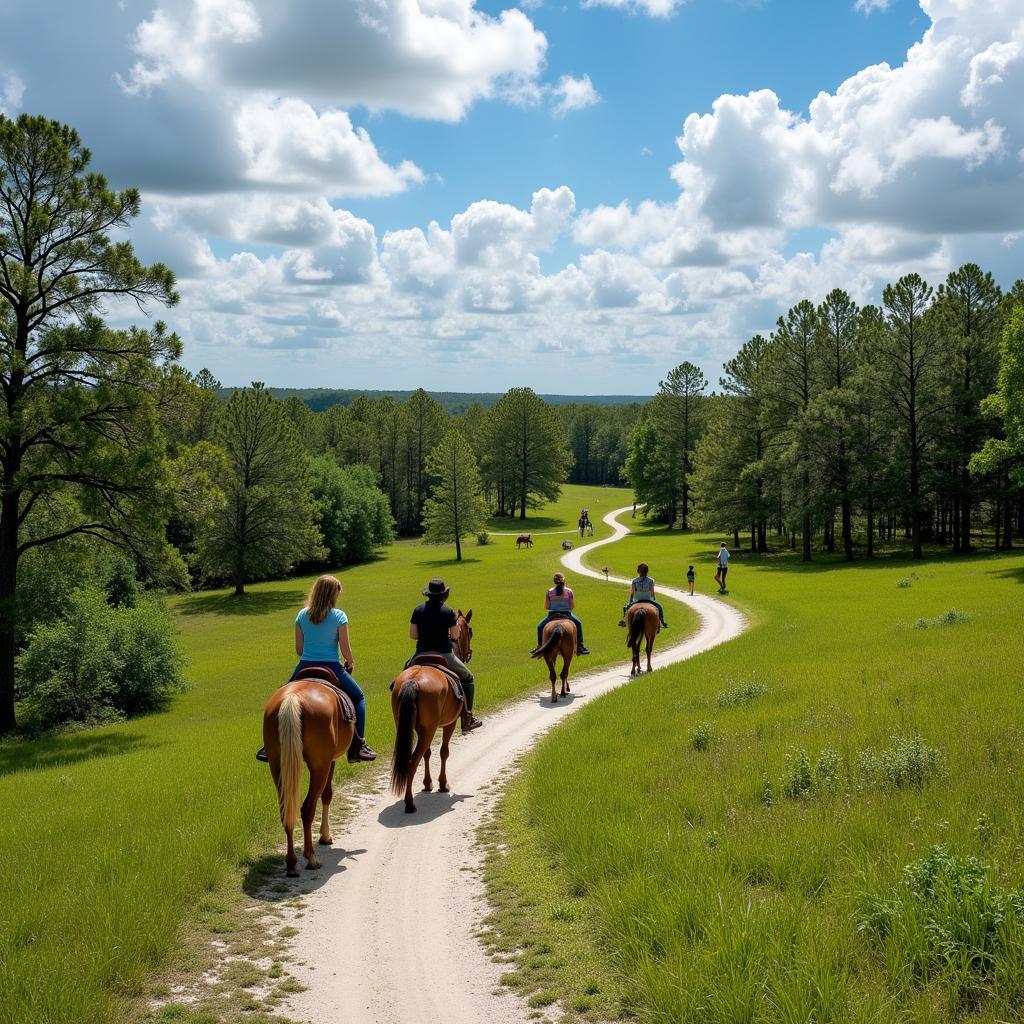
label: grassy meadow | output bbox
[485,523,1024,1023]
[0,484,661,1024]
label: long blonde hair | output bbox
[306,575,341,625]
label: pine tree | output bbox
[199,384,323,594]
[423,429,487,561]
[657,362,707,527]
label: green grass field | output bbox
[486,522,1024,1023]
[0,484,665,1024]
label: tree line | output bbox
[626,269,1024,561]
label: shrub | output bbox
[782,747,843,799]
[716,680,771,708]
[913,608,971,630]
[859,846,1024,1011]
[310,456,395,566]
[855,735,947,790]
[690,721,715,752]
[16,586,188,731]
[896,578,912,588]
[476,531,490,546]
[783,747,814,798]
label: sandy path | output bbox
[283,506,746,1024]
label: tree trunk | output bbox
[866,499,875,559]
[0,492,18,732]
[750,522,756,552]
[732,527,740,549]
[1003,471,1013,550]
[841,498,853,561]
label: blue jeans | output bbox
[291,660,367,737]
[537,613,584,647]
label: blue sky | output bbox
[1,0,1022,394]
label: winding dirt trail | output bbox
[283,506,746,1024]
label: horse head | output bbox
[453,609,474,663]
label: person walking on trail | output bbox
[256,574,377,764]
[618,562,669,629]
[686,564,695,596]
[533,572,590,656]
[716,542,731,592]
[408,578,483,733]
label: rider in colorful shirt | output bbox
[533,572,590,655]
[618,562,669,629]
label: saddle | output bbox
[404,654,465,704]
[294,666,356,723]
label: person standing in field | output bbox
[716,543,731,593]
[686,564,695,596]
[256,574,377,764]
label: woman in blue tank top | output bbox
[256,575,376,764]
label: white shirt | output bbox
[718,548,730,566]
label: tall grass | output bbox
[0,485,665,1024]
[487,524,1024,1022]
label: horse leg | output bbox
[422,745,433,792]
[271,761,299,877]
[561,647,572,697]
[547,652,557,703]
[302,762,331,869]
[318,761,336,846]
[646,633,654,673]
[405,729,434,813]
[438,721,457,793]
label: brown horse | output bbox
[626,602,659,676]
[390,611,473,814]
[532,616,575,703]
[263,670,356,876]
[515,533,533,549]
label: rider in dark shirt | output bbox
[408,578,483,733]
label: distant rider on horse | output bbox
[408,578,483,733]
[533,572,590,656]
[256,574,377,764]
[618,562,669,630]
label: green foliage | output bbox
[16,586,186,731]
[972,302,1024,485]
[476,531,491,546]
[855,735,947,790]
[310,457,394,566]
[689,721,715,752]
[197,384,323,593]
[716,679,771,707]
[423,428,488,561]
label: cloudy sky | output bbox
[2,0,1022,394]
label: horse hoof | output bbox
[318,836,333,846]
[422,784,433,792]
[287,867,299,878]
[306,858,321,870]
[439,785,449,793]
[551,696,558,703]
[405,804,417,814]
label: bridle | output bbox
[452,613,473,664]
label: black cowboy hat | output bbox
[422,578,450,597]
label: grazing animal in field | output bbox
[390,611,474,813]
[626,602,659,676]
[532,616,575,703]
[515,533,533,549]
[562,540,573,551]
[601,567,610,580]
[263,668,356,876]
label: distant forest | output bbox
[219,387,651,414]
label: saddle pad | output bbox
[405,655,465,704]
[294,667,356,723]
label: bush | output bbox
[16,586,188,731]
[859,846,1024,1011]
[690,721,715,752]
[477,531,490,546]
[855,735,947,790]
[717,679,771,707]
[311,457,395,566]
[913,608,971,630]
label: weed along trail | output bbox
[282,507,746,1024]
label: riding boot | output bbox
[461,708,484,733]
[255,745,268,763]
[577,644,591,655]
[347,733,378,763]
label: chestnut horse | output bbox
[515,534,533,549]
[390,611,473,813]
[532,616,575,703]
[626,602,659,676]
[263,670,356,876]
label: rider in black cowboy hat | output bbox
[407,578,483,733]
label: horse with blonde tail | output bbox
[263,669,356,876]
[532,618,575,703]
[626,603,659,676]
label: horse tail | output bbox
[277,691,304,833]
[627,608,646,649]
[532,624,563,659]
[390,679,418,796]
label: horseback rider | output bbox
[256,574,377,764]
[533,571,590,656]
[617,562,669,629]
[407,578,483,733]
